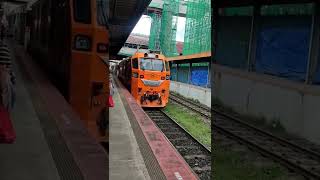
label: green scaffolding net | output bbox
[149,12,162,51]
[148,0,212,57]
[183,0,211,55]
[159,0,180,57]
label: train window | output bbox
[165,61,170,72]
[97,0,108,26]
[132,59,138,69]
[140,58,164,72]
[74,0,91,24]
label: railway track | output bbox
[144,109,211,180]
[169,93,320,179]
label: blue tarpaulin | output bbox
[255,17,311,82]
[191,66,209,87]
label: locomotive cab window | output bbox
[132,59,138,69]
[140,58,164,72]
[74,0,91,23]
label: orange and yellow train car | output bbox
[118,51,170,108]
[26,0,109,142]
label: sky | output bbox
[131,15,186,42]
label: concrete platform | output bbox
[0,43,60,180]
[109,76,150,180]
[115,78,198,180]
[0,41,108,180]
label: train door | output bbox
[69,0,109,141]
[164,60,170,104]
[91,0,109,142]
[50,0,71,99]
[131,58,139,98]
[126,59,132,89]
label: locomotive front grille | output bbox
[141,79,164,87]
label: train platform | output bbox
[0,40,108,180]
[113,77,199,180]
[109,76,150,180]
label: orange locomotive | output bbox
[118,51,170,107]
[26,0,109,142]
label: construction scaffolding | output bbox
[183,0,211,55]
[148,12,162,51]
[159,0,180,57]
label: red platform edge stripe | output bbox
[116,79,198,180]
[13,44,108,180]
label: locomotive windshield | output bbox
[140,58,164,72]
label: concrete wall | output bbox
[170,81,211,107]
[213,64,320,145]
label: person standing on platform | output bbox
[0,64,14,111]
[0,64,16,144]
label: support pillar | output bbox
[247,5,261,72]
[306,3,320,84]
[176,63,179,81]
[211,1,218,108]
[189,62,192,84]
[207,62,210,88]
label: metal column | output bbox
[247,5,261,72]
[306,3,320,84]
[189,62,192,84]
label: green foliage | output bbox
[214,146,288,180]
[163,103,211,147]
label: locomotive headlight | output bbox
[132,72,138,78]
[166,75,170,80]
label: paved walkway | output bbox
[0,41,108,180]
[0,43,60,180]
[109,77,150,180]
